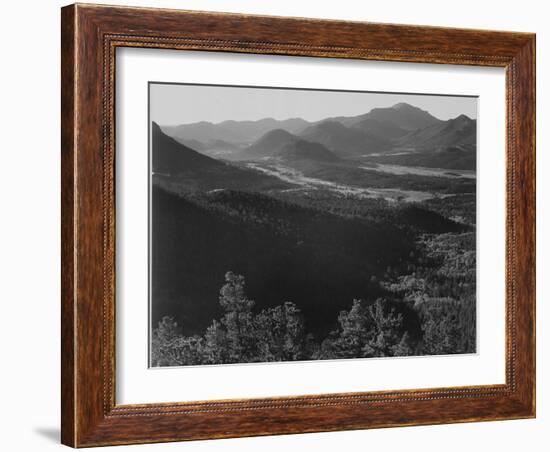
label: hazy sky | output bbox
[150,83,477,126]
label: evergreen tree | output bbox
[320,299,371,359]
[319,298,419,359]
[202,320,228,364]
[254,301,306,361]
[219,272,256,363]
[150,316,182,366]
[362,299,406,357]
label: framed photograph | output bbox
[61,4,535,447]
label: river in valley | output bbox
[361,163,476,179]
[246,163,452,203]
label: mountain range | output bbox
[162,117,309,144]
[159,102,477,169]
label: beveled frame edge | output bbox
[61,3,536,447]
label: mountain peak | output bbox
[361,103,440,131]
[260,128,296,140]
[453,114,473,122]
[447,114,474,131]
[392,102,416,110]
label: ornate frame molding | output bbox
[62,4,535,447]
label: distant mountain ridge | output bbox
[158,102,476,167]
[161,102,446,146]
[162,117,310,145]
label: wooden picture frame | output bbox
[61,3,535,447]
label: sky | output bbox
[150,82,477,126]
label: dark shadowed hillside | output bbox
[152,121,226,175]
[151,184,468,338]
[152,121,293,191]
[151,185,410,337]
[170,137,207,151]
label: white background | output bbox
[117,49,505,404]
[0,0,546,451]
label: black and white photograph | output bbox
[149,83,477,367]
[1,0,542,449]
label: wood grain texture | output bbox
[60,5,76,447]
[60,3,536,447]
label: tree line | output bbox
[151,263,475,367]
